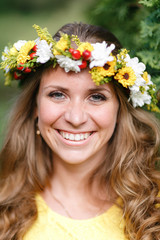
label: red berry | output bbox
[13,72,22,80]
[79,60,87,69]
[69,48,74,54]
[82,50,91,60]
[17,64,24,71]
[30,52,36,59]
[24,67,31,73]
[32,45,37,52]
[71,50,81,60]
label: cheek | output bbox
[37,101,61,126]
[91,106,118,130]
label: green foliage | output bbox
[137,6,160,92]
[139,0,160,7]
[137,50,160,69]
[88,0,148,49]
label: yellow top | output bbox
[23,195,128,240]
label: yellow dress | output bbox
[23,195,128,240]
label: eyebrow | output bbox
[43,85,111,94]
[43,85,69,92]
[88,87,111,93]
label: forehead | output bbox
[39,66,115,94]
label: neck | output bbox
[49,153,107,198]
[41,154,116,219]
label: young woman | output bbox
[0,22,160,240]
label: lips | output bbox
[58,130,93,141]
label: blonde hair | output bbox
[0,23,159,239]
[0,69,53,239]
[100,83,160,240]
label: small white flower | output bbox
[56,55,82,73]
[129,89,151,108]
[14,40,27,51]
[125,54,145,77]
[129,76,146,92]
[36,39,54,64]
[1,46,9,61]
[4,66,10,73]
[89,42,115,68]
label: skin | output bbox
[36,67,119,219]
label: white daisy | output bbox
[56,55,82,73]
[129,76,146,92]
[14,40,27,51]
[125,54,146,77]
[129,90,151,108]
[89,41,115,68]
[36,39,54,64]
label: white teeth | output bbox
[65,132,69,139]
[75,134,81,141]
[70,134,74,141]
[59,131,91,141]
[80,134,84,140]
[84,133,88,139]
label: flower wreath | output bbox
[0,24,159,112]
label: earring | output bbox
[36,122,41,135]
[36,129,41,135]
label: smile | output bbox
[58,130,93,141]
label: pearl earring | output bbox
[36,129,41,135]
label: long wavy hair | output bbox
[0,22,159,240]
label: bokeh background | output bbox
[0,0,160,148]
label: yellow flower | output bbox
[89,67,105,85]
[117,48,128,66]
[103,58,116,77]
[89,66,113,85]
[10,47,18,55]
[115,67,136,88]
[33,24,54,45]
[53,35,69,55]
[17,41,35,64]
[143,71,149,83]
[4,72,12,86]
[147,104,160,113]
[77,42,94,54]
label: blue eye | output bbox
[48,91,65,99]
[89,93,106,102]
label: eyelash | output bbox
[48,91,107,102]
[48,91,65,99]
[89,93,107,102]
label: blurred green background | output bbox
[0,0,160,148]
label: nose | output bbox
[64,101,88,127]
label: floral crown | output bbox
[0,24,159,112]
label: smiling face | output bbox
[36,67,119,168]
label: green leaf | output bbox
[139,0,160,7]
[137,50,160,69]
